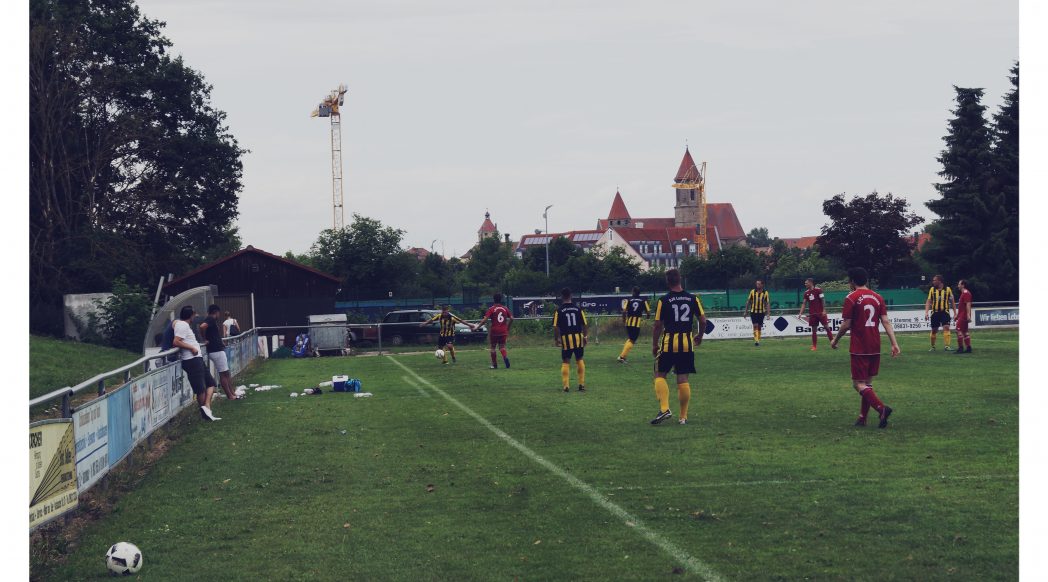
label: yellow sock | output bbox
[576,360,586,387]
[754,329,759,342]
[654,377,670,412]
[620,340,634,359]
[944,330,951,348]
[561,363,570,388]
[677,382,691,420]
[756,329,761,342]
[442,351,448,363]
[448,345,456,359]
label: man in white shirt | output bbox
[222,312,240,336]
[172,305,221,421]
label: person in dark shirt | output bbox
[554,287,589,392]
[650,269,706,425]
[200,304,239,401]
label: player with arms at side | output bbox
[798,278,835,351]
[744,279,770,346]
[618,287,650,364]
[831,267,901,428]
[554,288,589,392]
[476,293,513,369]
[650,269,706,425]
[924,274,957,351]
[421,305,475,364]
[954,279,973,354]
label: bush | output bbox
[72,277,153,352]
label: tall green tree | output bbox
[29,0,245,333]
[817,191,924,281]
[746,227,772,247]
[308,214,410,299]
[464,235,517,291]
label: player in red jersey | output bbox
[476,292,513,369]
[797,278,834,351]
[954,279,973,354]
[831,267,901,428]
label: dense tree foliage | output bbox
[746,227,772,247]
[30,0,245,333]
[817,192,924,282]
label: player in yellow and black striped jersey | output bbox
[618,287,651,364]
[553,288,589,392]
[421,305,475,364]
[650,269,706,426]
[744,279,771,346]
[924,274,957,351]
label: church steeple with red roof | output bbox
[478,211,498,241]
[607,189,632,228]
[674,147,701,183]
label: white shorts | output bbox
[208,350,230,374]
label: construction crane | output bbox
[311,84,348,230]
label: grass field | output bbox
[44,330,1018,580]
[29,335,142,401]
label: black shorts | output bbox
[626,326,640,342]
[561,347,584,361]
[656,351,696,375]
[438,334,455,347]
[750,313,766,326]
[930,311,951,330]
[181,356,215,395]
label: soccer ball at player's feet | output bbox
[435,349,445,360]
[105,542,143,575]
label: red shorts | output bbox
[957,318,969,334]
[489,334,508,347]
[808,314,830,330]
[850,354,880,381]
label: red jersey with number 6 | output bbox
[485,304,512,335]
[841,288,887,355]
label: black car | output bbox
[360,309,488,346]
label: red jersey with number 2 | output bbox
[842,288,886,355]
[485,304,512,335]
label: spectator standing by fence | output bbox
[201,304,239,400]
[223,311,241,336]
[173,305,221,421]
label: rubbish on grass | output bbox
[353,392,373,398]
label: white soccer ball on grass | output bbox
[435,349,445,360]
[105,541,143,575]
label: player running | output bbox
[554,288,589,392]
[618,287,650,364]
[476,293,513,369]
[744,279,770,346]
[831,267,901,428]
[924,274,957,351]
[650,269,706,426]
[798,278,834,351]
[954,279,973,354]
[420,305,475,364]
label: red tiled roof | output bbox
[597,217,676,230]
[607,191,631,220]
[407,247,431,260]
[910,232,932,251]
[780,236,819,250]
[608,226,699,249]
[163,246,341,291]
[674,148,701,183]
[706,203,745,242]
[479,218,497,233]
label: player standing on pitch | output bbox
[421,305,475,364]
[744,279,770,346]
[618,287,650,364]
[924,274,957,351]
[831,267,900,428]
[476,293,513,369]
[798,278,835,351]
[954,279,973,354]
[553,287,589,392]
[650,269,706,425]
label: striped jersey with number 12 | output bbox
[655,291,704,353]
[622,298,650,328]
[554,303,587,349]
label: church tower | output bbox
[672,147,708,254]
[478,211,498,241]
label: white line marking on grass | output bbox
[599,473,1017,492]
[402,376,431,398]
[387,356,724,582]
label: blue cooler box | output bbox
[332,375,349,392]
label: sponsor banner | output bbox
[701,309,934,341]
[107,384,133,467]
[169,362,192,412]
[130,375,153,444]
[151,372,171,429]
[974,307,1019,327]
[73,396,109,493]
[30,420,78,530]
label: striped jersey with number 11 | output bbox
[554,303,587,349]
[655,291,704,353]
[622,298,650,328]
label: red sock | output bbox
[860,394,870,419]
[500,348,508,360]
[490,351,497,366]
[860,386,885,414]
[811,330,818,347]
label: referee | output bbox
[744,279,771,347]
[924,274,957,351]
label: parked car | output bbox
[353,309,488,346]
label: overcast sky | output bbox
[133,0,1017,258]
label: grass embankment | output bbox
[30,335,143,402]
[46,330,1018,580]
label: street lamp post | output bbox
[543,205,553,277]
